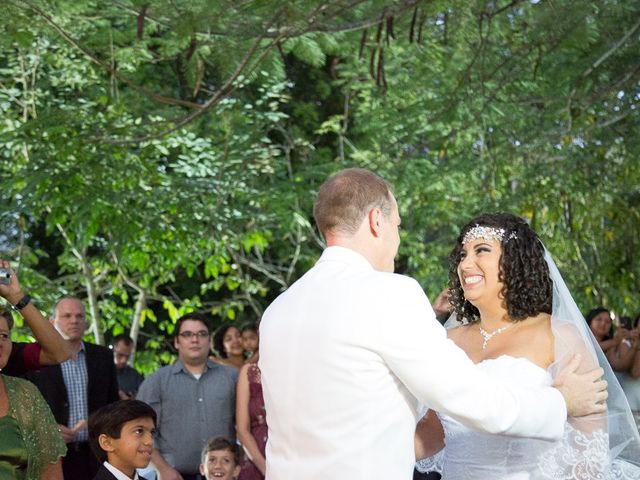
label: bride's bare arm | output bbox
[554,323,607,431]
[415,409,445,460]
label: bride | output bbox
[415,213,640,479]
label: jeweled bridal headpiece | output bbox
[462,225,518,244]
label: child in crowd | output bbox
[199,437,241,480]
[88,400,157,480]
[241,323,260,362]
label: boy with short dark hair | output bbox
[199,437,241,480]
[88,400,157,480]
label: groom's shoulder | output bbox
[372,269,419,283]
[370,270,425,294]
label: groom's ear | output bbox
[368,207,383,237]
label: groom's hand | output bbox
[554,354,608,417]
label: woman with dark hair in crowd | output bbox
[632,313,640,381]
[586,307,639,373]
[236,363,267,479]
[241,323,260,363]
[615,313,640,430]
[415,213,640,478]
[235,320,267,479]
[586,307,614,347]
[212,325,245,369]
[0,307,66,479]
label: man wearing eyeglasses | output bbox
[137,313,238,480]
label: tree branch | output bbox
[11,0,202,109]
[52,220,104,344]
[581,17,640,79]
[97,8,293,144]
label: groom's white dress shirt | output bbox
[260,246,566,480]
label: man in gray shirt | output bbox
[137,313,238,480]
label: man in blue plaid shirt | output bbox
[27,297,119,479]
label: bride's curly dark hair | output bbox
[448,213,552,323]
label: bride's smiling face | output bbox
[457,238,504,308]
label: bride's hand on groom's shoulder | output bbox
[553,354,608,417]
[431,289,452,317]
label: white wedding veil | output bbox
[543,249,640,473]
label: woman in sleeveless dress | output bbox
[236,361,267,479]
[415,213,640,479]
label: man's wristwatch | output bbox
[12,294,31,311]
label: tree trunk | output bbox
[129,289,147,363]
[81,256,104,345]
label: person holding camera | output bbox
[586,308,639,373]
[0,259,73,376]
[0,297,66,479]
[616,314,640,430]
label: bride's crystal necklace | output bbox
[479,323,513,349]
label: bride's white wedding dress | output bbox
[416,247,640,479]
[416,354,640,479]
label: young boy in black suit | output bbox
[88,400,157,480]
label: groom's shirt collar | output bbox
[316,246,374,271]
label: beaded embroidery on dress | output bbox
[4,375,66,480]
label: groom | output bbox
[259,168,607,480]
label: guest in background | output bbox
[0,305,66,479]
[431,289,452,325]
[586,307,637,372]
[213,325,245,369]
[137,313,238,480]
[236,359,267,479]
[112,334,144,400]
[88,400,157,480]
[586,307,615,350]
[199,437,241,480]
[26,297,119,479]
[617,313,640,430]
[0,259,72,376]
[241,323,260,363]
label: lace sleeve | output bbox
[5,376,66,480]
[415,449,444,474]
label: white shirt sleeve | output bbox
[376,277,566,440]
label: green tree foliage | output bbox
[0,0,638,369]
